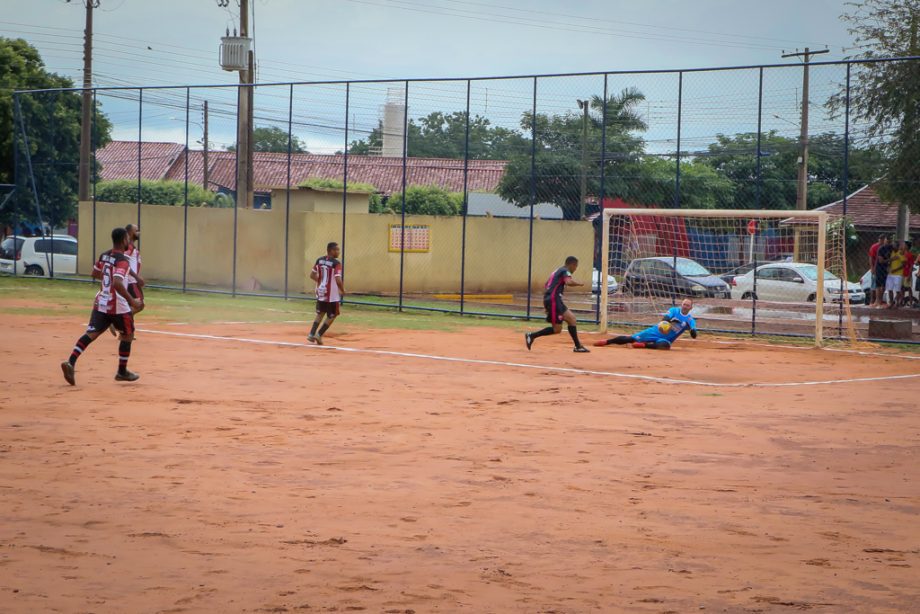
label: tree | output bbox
[700,131,886,210]
[627,157,735,210]
[497,152,583,220]
[831,0,920,216]
[0,37,112,226]
[227,125,307,153]
[348,122,382,155]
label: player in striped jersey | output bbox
[61,227,143,385]
[525,256,589,352]
[308,242,344,346]
[110,223,144,338]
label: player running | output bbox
[594,298,698,350]
[525,256,589,353]
[61,227,143,385]
[110,223,144,338]
[308,241,344,346]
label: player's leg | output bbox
[61,312,106,385]
[308,302,327,343]
[562,309,588,352]
[594,335,636,347]
[525,298,562,350]
[316,302,340,344]
[113,314,139,381]
[636,339,671,350]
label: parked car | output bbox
[719,260,784,286]
[0,235,78,277]
[860,264,918,304]
[732,262,864,303]
[622,256,731,299]
[592,269,618,294]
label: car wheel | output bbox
[807,293,816,302]
[741,291,757,300]
[24,265,44,276]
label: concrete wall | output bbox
[269,188,370,215]
[79,202,592,294]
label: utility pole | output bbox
[236,0,254,208]
[782,47,829,211]
[202,101,210,191]
[76,0,99,202]
[896,15,918,242]
[577,99,589,220]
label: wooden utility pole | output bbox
[77,0,98,202]
[782,47,829,211]
[896,15,918,242]
[236,0,254,208]
[202,100,210,190]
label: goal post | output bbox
[598,208,849,348]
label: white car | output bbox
[731,262,865,304]
[0,235,78,277]
[592,269,618,294]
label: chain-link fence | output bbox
[5,58,919,342]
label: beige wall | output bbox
[269,188,370,215]
[79,202,592,295]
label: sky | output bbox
[3,0,859,153]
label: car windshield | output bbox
[798,265,839,281]
[675,259,711,277]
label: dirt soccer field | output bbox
[1,281,919,613]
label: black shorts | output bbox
[316,301,341,317]
[87,310,135,337]
[544,295,567,324]
[127,283,143,301]
[875,266,888,288]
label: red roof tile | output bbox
[96,141,186,182]
[97,141,506,195]
[784,185,920,229]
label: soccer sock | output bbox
[318,318,335,337]
[309,320,321,336]
[118,341,132,374]
[69,334,93,365]
[567,325,582,347]
[610,336,634,345]
[530,326,556,339]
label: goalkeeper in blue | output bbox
[594,298,698,350]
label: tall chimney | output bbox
[381,87,406,157]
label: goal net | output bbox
[598,208,861,347]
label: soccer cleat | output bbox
[593,339,609,347]
[115,370,140,382]
[524,332,533,350]
[631,342,646,349]
[314,336,324,346]
[61,361,75,386]
[307,334,317,344]
[573,346,590,353]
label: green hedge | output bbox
[297,177,377,193]
[95,179,222,207]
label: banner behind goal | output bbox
[598,209,860,347]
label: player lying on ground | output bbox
[595,298,698,350]
[61,227,143,385]
[308,241,344,346]
[525,255,590,353]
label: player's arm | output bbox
[91,259,104,281]
[113,265,141,312]
[136,256,145,287]
[334,264,344,294]
[309,264,319,282]
[689,316,698,339]
[564,274,584,287]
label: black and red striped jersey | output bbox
[92,250,131,314]
[543,266,572,301]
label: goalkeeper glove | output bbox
[690,329,698,339]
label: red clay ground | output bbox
[1,313,919,613]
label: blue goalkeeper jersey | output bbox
[635,306,697,343]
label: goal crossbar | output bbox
[599,209,830,347]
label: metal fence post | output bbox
[341,83,350,293]
[49,91,57,278]
[232,85,240,297]
[285,83,293,300]
[595,73,608,326]
[526,76,538,319]
[91,89,97,271]
[460,79,472,315]
[674,71,683,210]
[182,87,190,292]
[753,67,763,335]
[398,80,409,312]
[137,88,142,237]
[839,63,851,337]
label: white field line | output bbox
[712,340,920,361]
[138,328,920,388]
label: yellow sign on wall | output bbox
[389,224,431,253]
